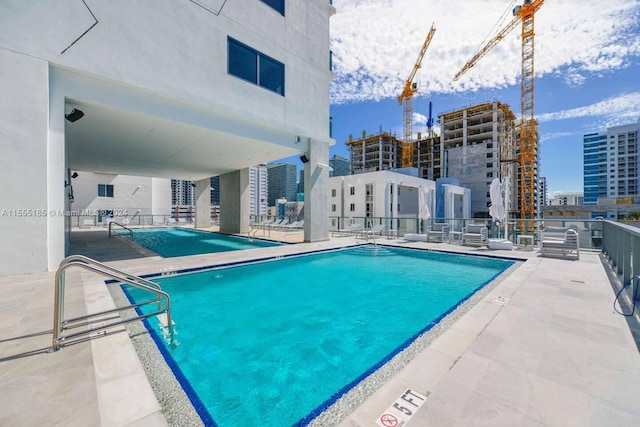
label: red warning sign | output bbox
[379,413,398,427]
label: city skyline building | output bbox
[267,163,298,205]
[584,119,640,216]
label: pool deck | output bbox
[1,227,639,426]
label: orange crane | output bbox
[454,0,544,224]
[398,23,436,168]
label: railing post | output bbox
[51,269,65,352]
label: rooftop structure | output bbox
[346,131,401,174]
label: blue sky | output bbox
[312,0,640,197]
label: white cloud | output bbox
[537,91,640,124]
[330,0,640,104]
[412,112,427,125]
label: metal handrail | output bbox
[51,255,172,352]
[108,221,133,238]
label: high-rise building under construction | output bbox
[439,101,520,217]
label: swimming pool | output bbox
[124,245,514,426]
[122,227,281,257]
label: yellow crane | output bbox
[454,0,544,224]
[398,23,436,168]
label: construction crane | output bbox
[454,0,544,225]
[398,23,436,168]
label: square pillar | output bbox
[219,169,250,234]
[303,138,330,242]
[194,177,211,229]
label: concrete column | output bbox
[303,138,330,242]
[194,177,211,229]
[219,169,250,234]
[0,50,57,276]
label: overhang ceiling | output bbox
[65,100,301,180]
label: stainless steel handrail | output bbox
[51,255,172,352]
[108,221,134,238]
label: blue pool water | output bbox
[125,245,513,426]
[123,227,280,257]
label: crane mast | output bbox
[398,23,436,168]
[454,0,544,225]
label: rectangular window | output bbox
[228,37,285,96]
[261,0,284,15]
[331,189,336,197]
[350,187,355,195]
[331,204,336,212]
[98,184,114,198]
[350,203,355,212]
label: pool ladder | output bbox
[108,221,133,238]
[51,255,173,352]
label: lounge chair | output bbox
[426,223,450,243]
[358,224,386,240]
[82,218,94,228]
[462,224,488,246]
[539,227,579,260]
[281,220,304,231]
[332,222,363,237]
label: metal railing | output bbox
[602,221,640,301]
[108,221,133,238]
[328,216,606,250]
[51,255,172,352]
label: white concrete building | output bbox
[328,170,471,234]
[549,192,584,206]
[0,0,335,275]
[71,172,171,223]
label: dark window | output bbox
[228,37,285,96]
[261,0,284,15]
[228,39,257,84]
[260,55,285,95]
[98,184,114,198]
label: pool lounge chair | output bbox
[426,223,450,243]
[281,220,304,231]
[462,224,488,246]
[358,224,386,240]
[540,227,579,260]
[332,222,363,237]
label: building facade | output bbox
[73,172,171,221]
[329,154,350,177]
[439,101,518,218]
[0,0,335,275]
[248,165,268,217]
[584,120,640,210]
[549,192,584,206]
[327,170,471,233]
[267,163,298,205]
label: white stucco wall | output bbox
[328,171,437,222]
[0,0,334,141]
[71,172,171,218]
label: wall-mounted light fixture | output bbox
[65,108,84,123]
[71,172,79,179]
[300,154,309,163]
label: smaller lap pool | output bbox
[121,227,281,257]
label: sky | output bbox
[319,0,640,198]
